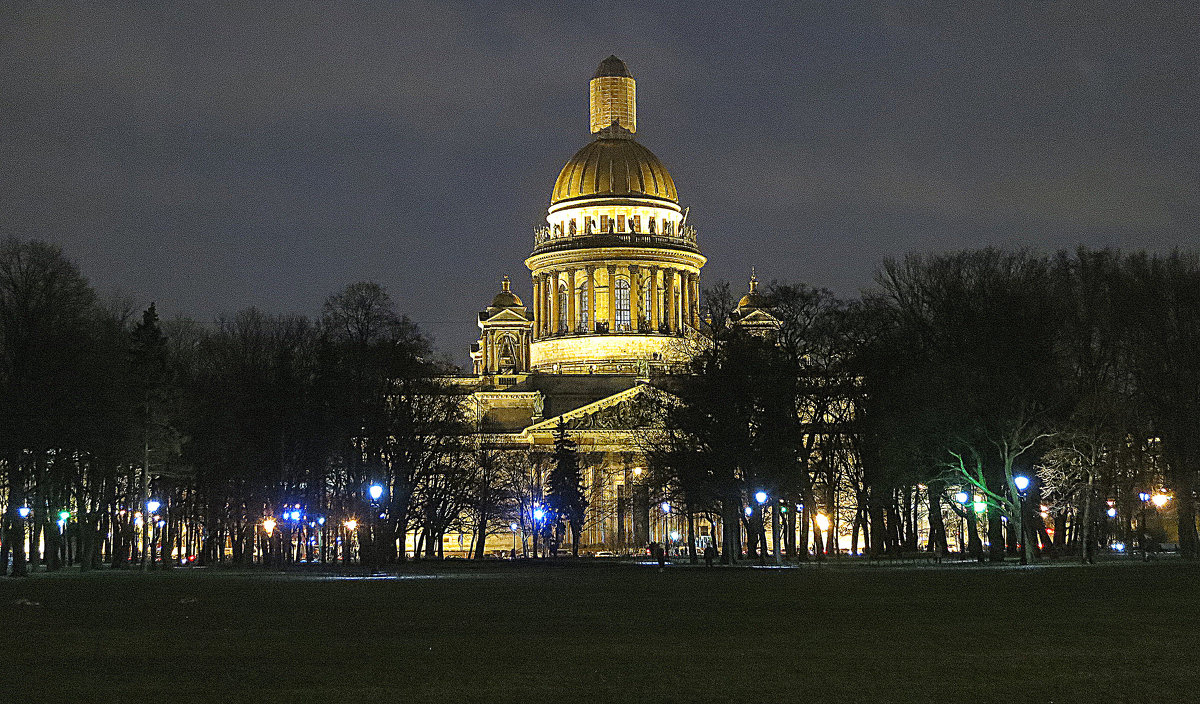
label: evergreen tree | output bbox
[546,422,587,557]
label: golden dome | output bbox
[551,137,678,206]
[490,277,523,308]
[736,273,767,311]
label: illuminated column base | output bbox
[531,334,695,374]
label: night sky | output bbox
[4,3,1197,366]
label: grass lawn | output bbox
[2,559,1198,703]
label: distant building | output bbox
[452,56,776,556]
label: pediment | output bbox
[481,308,533,325]
[524,383,674,433]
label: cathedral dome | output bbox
[550,137,678,206]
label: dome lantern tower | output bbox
[590,55,636,135]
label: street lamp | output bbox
[1151,493,1171,509]
[1137,492,1152,560]
[146,500,160,514]
[755,490,768,505]
[532,506,545,558]
[263,518,276,535]
[1013,475,1030,565]
[368,484,384,501]
[954,491,969,505]
[17,506,30,519]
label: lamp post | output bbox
[1013,475,1030,565]
[367,484,385,571]
[532,506,545,558]
[1137,492,1150,561]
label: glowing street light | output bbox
[1106,507,1118,518]
[533,507,545,522]
[1151,494,1171,508]
[368,484,384,502]
[744,505,753,517]
[1013,475,1030,493]
[954,491,969,505]
[289,510,301,521]
[669,530,680,541]
[510,522,519,532]
[755,491,768,505]
[815,513,831,532]
[17,506,30,519]
[344,519,357,531]
[661,501,670,514]
[146,500,161,514]
[262,518,276,535]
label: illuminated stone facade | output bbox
[451,56,764,557]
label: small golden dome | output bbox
[737,271,767,311]
[551,137,678,206]
[491,276,523,308]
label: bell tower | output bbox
[473,276,534,376]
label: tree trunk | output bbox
[686,508,697,564]
[1173,468,1198,560]
[720,498,741,564]
[927,481,949,555]
[1079,471,1095,564]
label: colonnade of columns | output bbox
[531,265,700,339]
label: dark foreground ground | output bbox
[2,559,1198,703]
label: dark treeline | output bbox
[2,238,1197,572]
[0,238,562,575]
[649,247,1198,563]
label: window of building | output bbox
[641,281,652,329]
[617,214,625,232]
[578,283,589,331]
[615,278,631,331]
[600,215,609,232]
[632,215,641,232]
[558,284,568,333]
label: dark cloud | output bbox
[3,2,1198,365]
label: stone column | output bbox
[629,264,640,330]
[586,265,596,333]
[680,271,689,331]
[667,269,677,334]
[567,268,577,333]
[691,273,700,328]
[607,265,617,332]
[649,267,660,333]
[548,271,559,335]
[532,274,542,338]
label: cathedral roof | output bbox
[551,137,678,206]
[593,55,632,79]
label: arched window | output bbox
[558,284,568,333]
[641,281,652,330]
[615,279,631,331]
[578,283,589,332]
